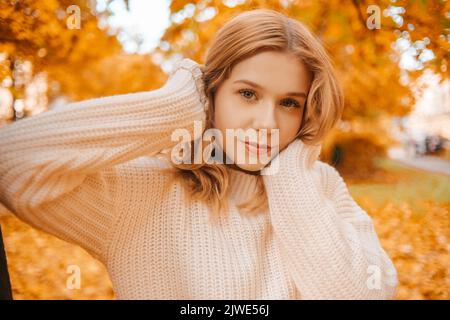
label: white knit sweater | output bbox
[0,58,398,300]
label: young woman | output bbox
[0,9,398,299]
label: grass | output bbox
[348,156,450,213]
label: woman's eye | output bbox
[281,99,301,109]
[238,90,301,108]
[238,89,256,100]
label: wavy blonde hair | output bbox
[161,8,344,224]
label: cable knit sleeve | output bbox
[0,58,207,264]
[261,139,398,299]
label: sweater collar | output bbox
[226,165,261,205]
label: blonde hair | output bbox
[161,8,344,224]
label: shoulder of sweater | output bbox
[312,160,345,199]
[313,160,373,223]
[313,160,339,177]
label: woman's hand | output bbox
[168,58,209,112]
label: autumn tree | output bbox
[0,0,122,121]
[156,0,449,173]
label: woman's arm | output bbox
[261,139,398,299]
[0,58,207,263]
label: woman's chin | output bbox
[232,162,266,172]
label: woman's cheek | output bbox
[228,96,242,111]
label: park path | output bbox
[388,147,450,176]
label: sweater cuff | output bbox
[169,58,209,112]
[262,138,322,176]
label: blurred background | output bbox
[0,0,449,299]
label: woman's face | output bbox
[213,50,312,171]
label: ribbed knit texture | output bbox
[0,58,398,300]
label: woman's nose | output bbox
[252,100,277,130]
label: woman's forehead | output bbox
[227,51,311,94]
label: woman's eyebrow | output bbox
[233,79,307,98]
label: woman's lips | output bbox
[240,139,273,154]
[246,141,270,150]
